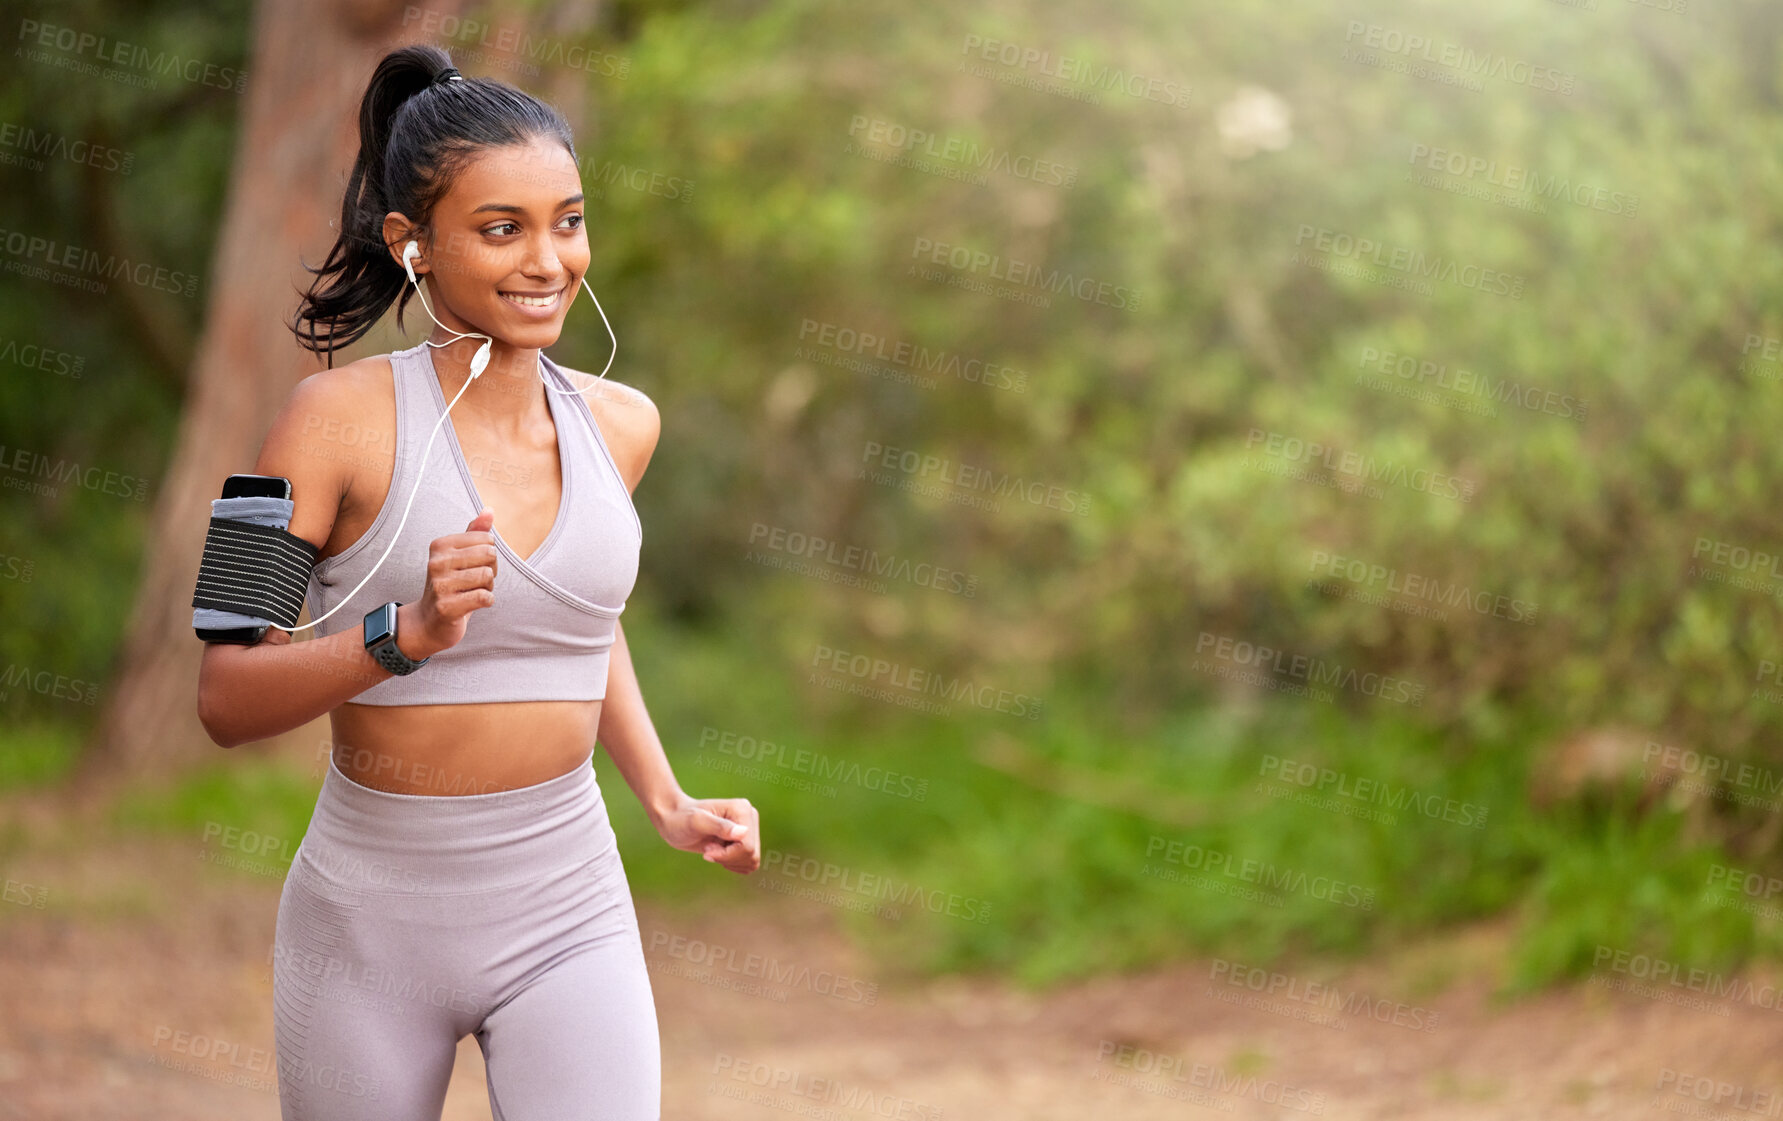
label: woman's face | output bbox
[393,134,588,353]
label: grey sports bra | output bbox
[303,340,642,704]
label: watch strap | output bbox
[371,639,429,676]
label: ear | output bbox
[381,212,424,276]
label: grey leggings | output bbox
[272,751,660,1120]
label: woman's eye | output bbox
[482,214,580,237]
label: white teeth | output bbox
[501,291,557,307]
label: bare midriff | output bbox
[328,698,603,795]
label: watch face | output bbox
[364,602,396,647]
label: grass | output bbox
[5,620,1774,1000]
[0,717,85,788]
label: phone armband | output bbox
[191,495,319,639]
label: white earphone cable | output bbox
[547,273,617,390]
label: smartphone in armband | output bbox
[194,473,295,645]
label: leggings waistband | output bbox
[299,751,615,894]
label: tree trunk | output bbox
[79,0,471,785]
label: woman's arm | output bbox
[594,619,688,824]
[196,362,455,748]
[579,374,676,816]
[596,620,760,873]
[579,375,759,871]
[197,604,439,749]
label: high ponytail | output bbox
[290,44,578,365]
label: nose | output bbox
[517,230,564,282]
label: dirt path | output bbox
[3,787,1780,1120]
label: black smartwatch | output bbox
[364,601,429,676]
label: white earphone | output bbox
[403,239,493,379]
[271,236,619,634]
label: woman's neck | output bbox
[425,333,547,425]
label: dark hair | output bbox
[290,44,577,365]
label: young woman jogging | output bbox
[196,43,758,1121]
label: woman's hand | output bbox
[652,793,760,874]
[402,507,500,659]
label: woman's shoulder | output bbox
[263,352,399,430]
[258,353,395,460]
[303,351,401,400]
[252,353,403,543]
[555,362,653,412]
[555,363,659,492]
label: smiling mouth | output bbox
[499,287,564,308]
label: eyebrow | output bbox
[470,193,585,215]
